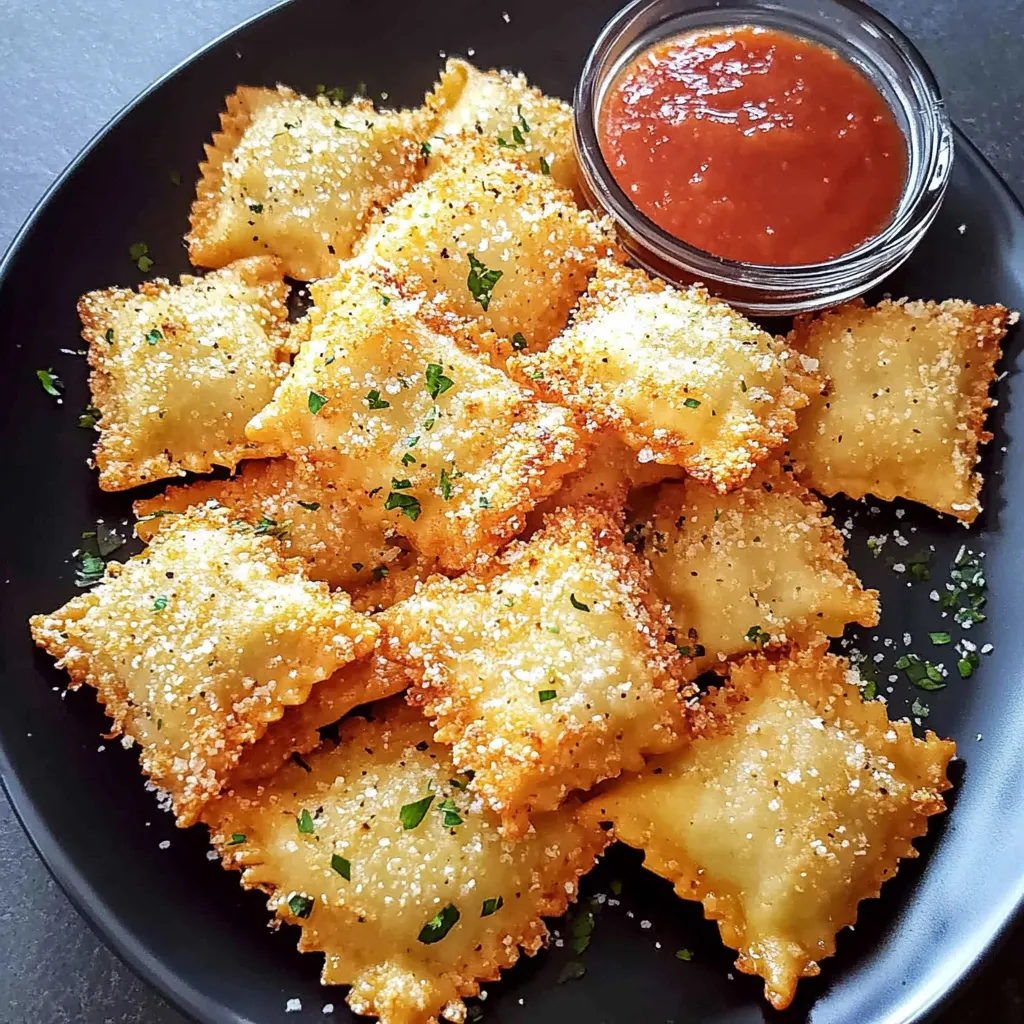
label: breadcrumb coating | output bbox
[79,257,294,491]
[188,86,432,280]
[786,298,1013,522]
[30,504,377,826]
[580,644,955,1010]
[642,461,879,671]
[510,260,821,492]
[246,266,587,570]
[208,700,609,1024]
[385,503,698,838]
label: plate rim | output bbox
[0,2,1022,1021]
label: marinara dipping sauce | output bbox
[599,26,908,266]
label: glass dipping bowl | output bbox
[573,0,953,316]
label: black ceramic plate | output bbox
[1,1,1022,1022]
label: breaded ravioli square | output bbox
[29,504,378,826]
[426,58,579,195]
[208,701,608,1024]
[786,298,1013,522]
[187,86,431,280]
[384,503,696,838]
[79,257,294,491]
[354,136,618,361]
[511,261,820,492]
[246,268,586,571]
[641,461,879,671]
[579,645,955,1011]
[133,456,413,594]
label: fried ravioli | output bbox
[188,86,430,280]
[245,268,586,570]
[642,461,879,670]
[786,298,1013,522]
[579,645,955,1010]
[510,260,820,492]
[208,701,609,1024]
[79,257,294,490]
[30,504,377,826]
[384,503,696,838]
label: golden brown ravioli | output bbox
[786,298,1013,522]
[208,700,609,1024]
[188,86,431,280]
[30,504,377,826]
[579,645,955,1010]
[511,260,821,492]
[642,461,879,671]
[384,503,697,838]
[246,267,586,571]
[80,257,294,491]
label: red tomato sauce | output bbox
[599,26,907,266]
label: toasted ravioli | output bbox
[511,261,820,492]
[29,505,377,826]
[786,298,1012,522]
[208,701,609,1024]
[355,137,618,359]
[246,270,586,570]
[79,257,293,491]
[385,504,696,837]
[188,86,430,280]
[642,462,879,671]
[427,58,578,195]
[133,456,408,593]
[227,650,409,785]
[579,645,955,1010]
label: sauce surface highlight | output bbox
[599,26,907,266]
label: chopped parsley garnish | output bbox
[569,593,590,612]
[227,833,246,846]
[675,948,693,961]
[421,140,432,158]
[481,896,503,917]
[78,404,101,429]
[384,491,422,521]
[379,291,391,306]
[96,524,125,557]
[954,606,986,627]
[511,332,528,351]
[152,595,168,612]
[400,794,434,830]
[745,624,770,646]
[129,242,153,272]
[254,516,292,538]
[861,678,878,701]
[905,550,932,582]
[929,631,951,646]
[297,500,321,511]
[316,84,347,103]
[391,477,412,490]
[74,551,105,588]
[538,688,557,703]
[478,495,490,509]
[371,564,389,581]
[423,405,438,431]
[297,808,316,834]
[439,467,454,500]
[894,654,945,690]
[407,434,420,448]
[366,389,390,409]
[438,798,463,827]
[36,368,63,398]
[248,202,263,214]
[145,328,162,345]
[105,328,115,344]
[288,894,314,918]
[467,253,502,311]
[331,854,351,880]
[911,698,930,718]
[308,390,328,414]
[609,879,622,896]
[683,397,701,409]
[401,452,417,467]
[569,905,596,954]
[136,509,177,523]
[418,904,459,944]
[539,155,551,175]
[957,652,980,679]
[424,362,454,399]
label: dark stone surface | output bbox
[0,0,1021,1021]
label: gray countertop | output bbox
[1,1,1022,1022]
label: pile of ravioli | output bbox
[31,59,1017,1021]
